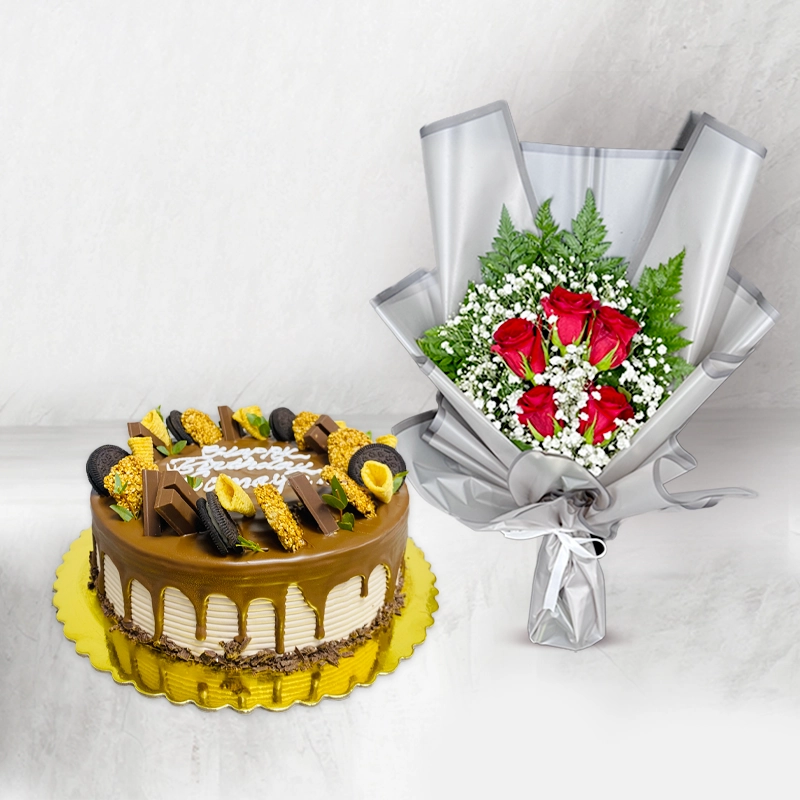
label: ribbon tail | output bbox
[529,531,607,650]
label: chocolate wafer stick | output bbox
[128,422,168,454]
[287,474,339,535]
[304,415,340,453]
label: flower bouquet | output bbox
[373,102,778,650]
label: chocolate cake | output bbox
[87,406,409,673]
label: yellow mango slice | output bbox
[361,460,394,504]
[375,434,397,448]
[141,408,170,447]
[128,436,155,468]
[215,474,256,517]
[233,405,269,440]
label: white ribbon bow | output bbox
[503,528,606,611]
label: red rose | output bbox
[491,317,546,378]
[578,384,634,445]
[517,385,557,438]
[588,306,640,370]
[541,286,600,346]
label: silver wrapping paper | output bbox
[375,102,778,650]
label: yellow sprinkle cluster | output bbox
[233,405,268,440]
[326,427,372,471]
[181,409,222,446]
[254,484,306,552]
[375,434,398,449]
[104,455,146,516]
[128,436,155,469]
[140,409,170,447]
[321,465,376,518]
[292,411,319,450]
[215,474,256,517]
[361,460,394,504]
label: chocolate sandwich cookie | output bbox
[269,407,296,442]
[86,444,129,496]
[196,494,239,555]
[347,443,407,486]
[166,410,195,445]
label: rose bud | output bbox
[491,317,546,378]
[588,306,640,370]
[578,384,634,445]
[517,385,558,438]
[541,286,600,347]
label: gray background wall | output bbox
[1,0,796,425]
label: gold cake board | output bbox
[54,529,438,712]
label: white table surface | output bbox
[1,410,798,799]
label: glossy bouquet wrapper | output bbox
[373,102,778,650]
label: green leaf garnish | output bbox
[246,412,271,438]
[236,534,266,553]
[331,475,348,505]
[338,512,355,531]
[113,474,127,495]
[110,504,135,522]
[366,430,372,440]
[322,493,347,511]
[155,405,164,422]
[323,475,349,511]
[186,475,203,490]
[392,470,408,494]
[157,439,187,456]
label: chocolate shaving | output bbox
[94,570,406,675]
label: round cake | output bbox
[87,407,409,672]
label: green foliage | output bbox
[246,412,271,438]
[110,504,135,522]
[392,470,408,494]
[236,534,266,553]
[157,440,187,457]
[633,250,693,385]
[478,206,533,285]
[322,476,348,512]
[417,313,474,381]
[113,474,127,495]
[338,512,355,531]
[185,475,203,490]
[563,190,610,262]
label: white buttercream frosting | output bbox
[103,554,389,656]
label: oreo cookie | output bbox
[196,494,239,555]
[347,443,407,487]
[166,410,195,445]
[269,407,296,442]
[86,445,129,496]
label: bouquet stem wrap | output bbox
[375,102,778,650]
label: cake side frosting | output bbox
[90,437,409,658]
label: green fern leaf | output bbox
[478,205,533,285]
[569,189,612,262]
[633,249,690,354]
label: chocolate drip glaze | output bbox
[90,437,408,654]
